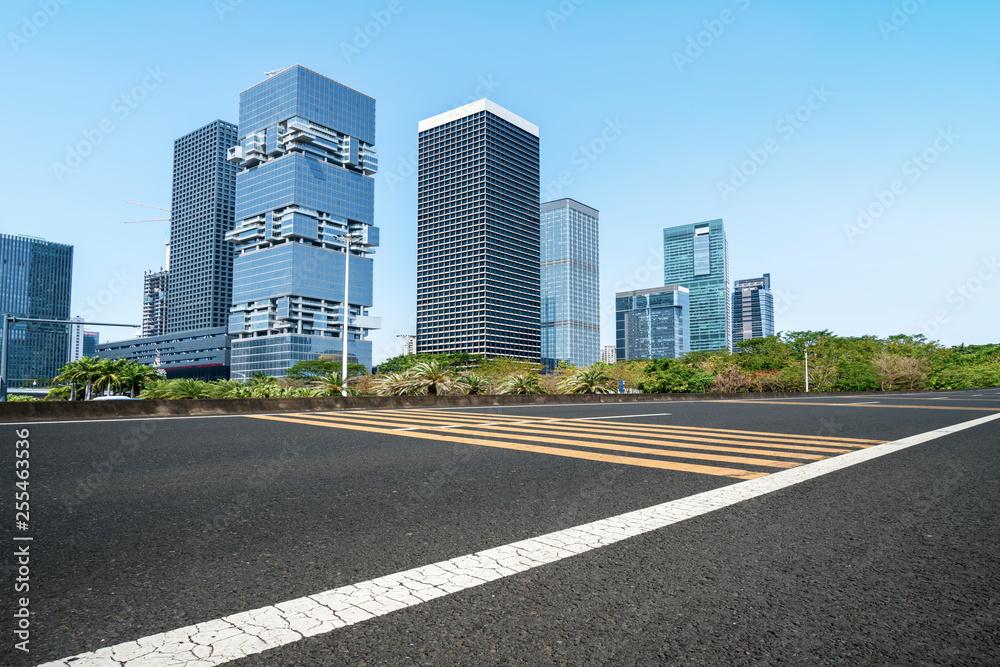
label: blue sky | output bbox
[3,0,998,364]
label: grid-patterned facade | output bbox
[416,99,541,360]
[0,234,73,386]
[663,219,731,353]
[540,198,599,370]
[615,286,690,361]
[227,66,380,376]
[732,273,775,343]
[142,269,169,337]
[166,120,238,333]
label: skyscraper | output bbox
[166,119,238,333]
[615,286,690,361]
[663,219,730,352]
[142,268,169,337]
[227,66,380,376]
[0,234,73,387]
[540,198,599,370]
[416,99,541,360]
[732,273,775,344]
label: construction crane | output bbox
[125,201,171,224]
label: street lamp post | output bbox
[804,346,810,393]
[335,233,364,398]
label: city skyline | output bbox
[4,1,998,364]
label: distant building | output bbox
[615,286,690,361]
[142,269,169,337]
[416,99,541,360]
[97,327,231,382]
[732,273,775,344]
[68,316,85,362]
[83,331,99,357]
[663,219,730,352]
[600,345,617,364]
[0,234,73,387]
[227,66,381,376]
[400,335,417,356]
[540,198,599,371]
[167,120,239,334]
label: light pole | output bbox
[804,345,810,393]
[335,233,364,397]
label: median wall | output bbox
[0,390,937,423]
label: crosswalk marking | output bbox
[249,409,881,480]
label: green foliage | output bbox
[637,358,714,394]
[497,373,542,395]
[6,394,42,402]
[285,359,366,381]
[455,373,490,395]
[376,352,484,375]
[558,366,615,394]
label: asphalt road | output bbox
[3,390,999,665]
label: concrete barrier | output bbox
[0,389,943,423]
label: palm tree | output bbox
[53,359,86,401]
[455,372,490,395]
[312,372,360,397]
[163,378,211,399]
[93,358,127,397]
[119,361,160,398]
[406,360,454,395]
[139,379,172,400]
[66,356,102,401]
[209,379,253,399]
[372,372,417,396]
[497,373,542,395]
[558,366,616,394]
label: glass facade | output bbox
[167,120,239,333]
[540,198,599,370]
[663,219,731,352]
[227,66,379,376]
[97,327,231,382]
[732,273,775,343]
[416,100,540,360]
[615,286,690,360]
[0,234,73,386]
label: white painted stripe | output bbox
[37,412,1000,667]
[575,412,672,420]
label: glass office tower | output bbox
[732,273,775,343]
[540,198,599,370]
[167,120,238,333]
[615,286,690,360]
[416,99,541,360]
[663,219,730,352]
[227,66,380,376]
[0,234,73,386]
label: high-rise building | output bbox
[663,219,730,352]
[227,65,380,376]
[732,273,775,344]
[540,198,599,370]
[82,331,99,357]
[166,119,238,334]
[416,99,541,360]
[142,269,169,337]
[615,286,690,361]
[600,345,617,364]
[0,234,73,387]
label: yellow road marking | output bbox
[250,414,768,480]
[298,413,837,459]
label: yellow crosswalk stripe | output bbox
[250,414,769,480]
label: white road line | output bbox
[573,412,673,420]
[845,401,881,405]
[38,411,1000,667]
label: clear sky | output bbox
[3,0,997,364]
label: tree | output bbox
[497,373,542,395]
[93,358,127,397]
[372,372,418,396]
[286,359,366,382]
[455,373,490,395]
[406,360,454,396]
[162,378,212,399]
[872,354,904,391]
[637,358,714,394]
[119,361,160,398]
[559,366,615,394]
[313,372,360,397]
